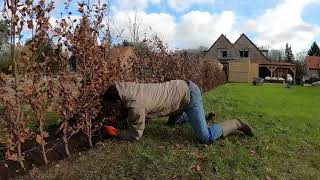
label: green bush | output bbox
[0,46,23,74]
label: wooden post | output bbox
[290,67,296,82]
[267,66,277,77]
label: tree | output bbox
[307,42,320,56]
[284,43,294,63]
[0,20,9,47]
[295,50,307,61]
[268,49,284,61]
[126,8,143,45]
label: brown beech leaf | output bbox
[42,131,49,138]
[36,134,45,145]
[24,128,30,133]
[19,137,25,143]
[27,20,33,29]
[7,153,18,161]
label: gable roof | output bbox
[206,34,232,53]
[234,33,269,61]
[305,56,320,70]
[205,33,269,61]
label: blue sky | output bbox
[1,0,320,52]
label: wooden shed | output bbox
[257,61,296,80]
[228,58,259,83]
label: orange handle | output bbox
[104,126,119,137]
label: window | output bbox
[240,50,249,58]
[222,50,228,58]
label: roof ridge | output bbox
[205,34,232,55]
[233,33,269,61]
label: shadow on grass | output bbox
[143,119,197,144]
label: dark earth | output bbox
[0,117,117,180]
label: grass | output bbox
[22,83,320,179]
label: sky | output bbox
[1,0,320,53]
[111,0,320,53]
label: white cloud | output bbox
[243,0,320,52]
[175,11,239,49]
[150,0,161,5]
[167,0,215,12]
[42,0,320,53]
[111,10,176,45]
[116,0,149,10]
[115,0,215,12]
[111,9,238,49]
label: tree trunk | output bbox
[39,127,48,164]
[17,142,24,169]
[88,134,93,147]
[41,139,48,164]
[88,118,93,147]
[63,124,70,156]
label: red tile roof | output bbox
[305,56,320,70]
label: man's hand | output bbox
[104,126,119,137]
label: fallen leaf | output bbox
[249,150,257,156]
[175,144,183,150]
[197,155,208,161]
[196,165,201,172]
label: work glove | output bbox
[104,126,119,137]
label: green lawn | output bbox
[25,84,320,179]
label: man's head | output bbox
[101,85,127,121]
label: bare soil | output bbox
[0,123,108,180]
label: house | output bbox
[204,33,269,65]
[204,33,296,82]
[305,56,320,79]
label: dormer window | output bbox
[240,50,249,58]
[218,49,228,58]
[222,50,228,58]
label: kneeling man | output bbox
[102,80,254,144]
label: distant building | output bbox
[305,56,320,79]
[204,33,269,65]
[204,33,296,82]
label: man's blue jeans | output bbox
[170,81,223,144]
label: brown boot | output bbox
[220,118,254,137]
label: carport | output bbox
[258,61,296,80]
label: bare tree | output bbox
[295,50,307,61]
[127,8,142,44]
[268,49,284,61]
